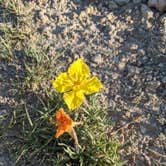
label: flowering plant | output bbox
[53,58,103,110]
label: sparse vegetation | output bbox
[10,94,122,166]
[0,0,165,166]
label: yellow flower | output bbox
[53,59,103,110]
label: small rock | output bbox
[79,11,87,19]
[154,14,160,22]
[0,158,7,166]
[118,61,126,70]
[141,4,154,28]
[160,14,166,23]
[0,155,13,166]
[125,111,131,118]
[148,0,166,12]
[146,75,153,81]
[114,0,130,6]
[92,54,103,64]
[160,14,166,31]
[108,1,119,9]
[140,125,146,134]
[107,13,117,22]
[86,5,96,15]
[146,81,161,92]
[161,76,166,84]
[138,49,145,56]
[0,109,7,116]
[146,21,153,28]
[112,72,119,79]
[90,24,98,32]
[128,65,141,75]
[133,0,142,3]
[141,4,154,19]
[130,43,139,50]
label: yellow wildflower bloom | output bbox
[53,59,103,110]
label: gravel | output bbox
[0,1,166,165]
[114,0,130,6]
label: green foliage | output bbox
[0,25,27,59]
[0,25,16,60]
[12,93,123,166]
[23,46,64,91]
[0,0,33,60]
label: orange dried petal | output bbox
[55,129,65,138]
[55,108,73,138]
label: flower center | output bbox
[73,81,81,91]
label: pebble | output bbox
[160,14,166,31]
[141,4,154,19]
[107,13,117,23]
[112,72,119,79]
[114,0,130,6]
[160,14,166,23]
[138,49,145,56]
[140,123,159,136]
[130,43,139,50]
[108,1,119,9]
[0,155,14,166]
[0,109,7,117]
[146,81,161,92]
[118,61,126,70]
[161,76,166,84]
[92,54,103,64]
[128,65,141,74]
[133,0,142,3]
[148,0,166,12]
[0,158,7,166]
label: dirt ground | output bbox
[0,0,166,165]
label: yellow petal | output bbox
[68,59,90,82]
[81,76,103,95]
[63,90,84,110]
[53,72,73,93]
